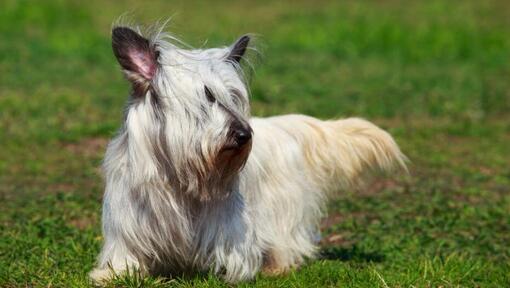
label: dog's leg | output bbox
[89,240,140,284]
[259,226,318,277]
[193,192,265,283]
[261,248,304,276]
[261,249,288,276]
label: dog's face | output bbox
[111,27,252,200]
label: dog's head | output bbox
[111,26,253,200]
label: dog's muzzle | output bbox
[233,127,252,147]
[223,122,253,151]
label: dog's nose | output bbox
[234,128,252,147]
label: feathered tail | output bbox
[266,115,407,194]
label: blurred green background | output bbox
[1,0,509,287]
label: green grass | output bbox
[1,0,509,287]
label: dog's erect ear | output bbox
[227,35,250,63]
[112,27,158,81]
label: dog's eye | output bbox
[205,86,216,103]
[230,88,242,99]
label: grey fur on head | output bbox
[90,24,407,284]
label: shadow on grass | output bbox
[319,246,385,263]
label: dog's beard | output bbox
[202,141,252,200]
[183,143,252,201]
[151,129,252,202]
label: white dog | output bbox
[90,25,407,284]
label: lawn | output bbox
[1,0,509,287]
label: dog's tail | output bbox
[269,115,407,194]
[308,117,407,193]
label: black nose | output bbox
[234,128,252,146]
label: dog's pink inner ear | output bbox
[112,27,157,80]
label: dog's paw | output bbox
[261,265,290,277]
[261,251,300,277]
[89,268,115,286]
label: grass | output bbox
[1,0,509,287]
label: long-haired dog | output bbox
[90,25,407,284]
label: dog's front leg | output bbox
[90,238,141,284]
[213,240,264,283]
[194,192,264,283]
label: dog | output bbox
[90,24,407,284]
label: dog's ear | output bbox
[112,27,158,82]
[227,35,250,63]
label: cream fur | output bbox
[90,25,407,284]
